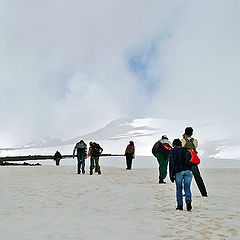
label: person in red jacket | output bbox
[125,141,135,170]
[54,151,62,166]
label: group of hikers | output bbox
[152,126,208,211]
[53,126,207,211]
[72,140,103,175]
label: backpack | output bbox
[126,145,134,154]
[184,138,197,152]
[92,143,102,156]
[185,148,200,165]
[152,141,171,158]
[152,142,159,157]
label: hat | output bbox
[162,135,168,140]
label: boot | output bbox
[176,206,183,210]
[186,201,192,211]
[159,178,166,184]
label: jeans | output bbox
[175,170,193,207]
[77,152,85,174]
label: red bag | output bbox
[188,149,200,164]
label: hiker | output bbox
[169,139,193,211]
[152,135,172,184]
[54,151,62,166]
[125,141,135,170]
[73,140,87,174]
[181,127,208,197]
[87,142,103,175]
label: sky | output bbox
[0,0,239,147]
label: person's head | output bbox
[80,140,84,143]
[185,127,193,137]
[89,141,93,146]
[161,135,168,140]
[129,141,134,146]
[172,139,182,147]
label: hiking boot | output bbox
[159,178,166,184]
[98,171,101,175]
[90,170,93,175]
[82,169,85,174]
[176,206,183,210]
[186,201,192,211]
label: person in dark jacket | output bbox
[125,141,135,170]
[54,151,62,166]
[152,135,172,184]
[169,139,193,211]
[181,127,208,197]
[73,140,87,174]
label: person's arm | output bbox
[193,139,198,149]
[132,146,135,158]
[86,147,92,158]
[169,150,175,183]
[84,147,87,158]
[181,139,186,147]
[73,145,77,158]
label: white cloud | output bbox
[0,0,239,147]
[150,1,240,122]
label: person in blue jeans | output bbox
[169,139,193,211]
[73,140,87,174]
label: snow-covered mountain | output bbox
[1,117,239,167]
[23,137,64,148]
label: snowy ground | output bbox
[0,165,239,240]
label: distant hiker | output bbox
[54,151,62,166]
[73,140,87,174]
[152,135,172,184]
[87,142,103,175]
[181,127,208,197]
[169,139,193,211]
[125,141,135,170]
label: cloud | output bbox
[149,1,240,122]
[0,0,239,147]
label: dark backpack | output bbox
[152,141,171,158]
[152,142,159,157]
[92,143,102,156]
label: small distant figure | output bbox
[54,151,62,166]
[169,139,193,211]
[125,141,135,170]
[87,142,103,175]
[181,127,208,197]
[73,140,87,174]
[152,135,172,184]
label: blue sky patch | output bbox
[127,40,160,95]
